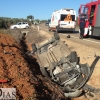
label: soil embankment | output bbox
[0,29,67,100]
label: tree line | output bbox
[0,15,48,29]
[0,17,29,29]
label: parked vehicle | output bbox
[31,32,100,98]
[45,21,49,26]
[10,22,29,29]
[45,19,51,26]
[78,0,100,37]
[49,8,76,32]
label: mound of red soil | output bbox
[0,33,36,99]
[0,33,66,100]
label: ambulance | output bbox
[48,8,76,33]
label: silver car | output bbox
[31,32,100,98]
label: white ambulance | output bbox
[49,8,76,33]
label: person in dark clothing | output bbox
[79,14,86,39]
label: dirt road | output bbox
[39,23,100,50]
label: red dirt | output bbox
[0,33,36,99]
[0,32,66,100]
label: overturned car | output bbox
[31,32,100,98]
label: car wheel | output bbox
[14,27,17,29]
[40,67,49,77]
[54,32,60,40]
[70,51,77,62]
[31,44,37,52]
[26,26,29,29]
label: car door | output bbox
[22,22,26,28]
[17,22,22,28]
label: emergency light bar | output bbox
[62,8,74,11]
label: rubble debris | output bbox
[3,50,14,55]
[67,35,71,38]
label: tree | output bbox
[27,15,34,21]
[27,15,34,25]
[35,19,40,23]
[0,17,28,29]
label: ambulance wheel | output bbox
[49,29,51,31]
[49,28,51,31]
[48,27,51,31]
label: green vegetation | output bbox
[0,15,48,29]
[0,17,28,29]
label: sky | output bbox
[0,0,91,20]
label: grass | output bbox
[0,28,12,34]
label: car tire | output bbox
[70,51,77,62]
[54,32,60,40]
[14,27,17,29]
[31,44,37,52]
[25,26,29,29]
[40,67,49,77]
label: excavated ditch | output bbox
[0,30,68,100]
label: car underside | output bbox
[31,32,100,98]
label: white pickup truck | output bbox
[10,22,29,29]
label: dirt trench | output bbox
[0,29,68,100]
[19,32,67,100]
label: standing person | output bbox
[79,14,86,39]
